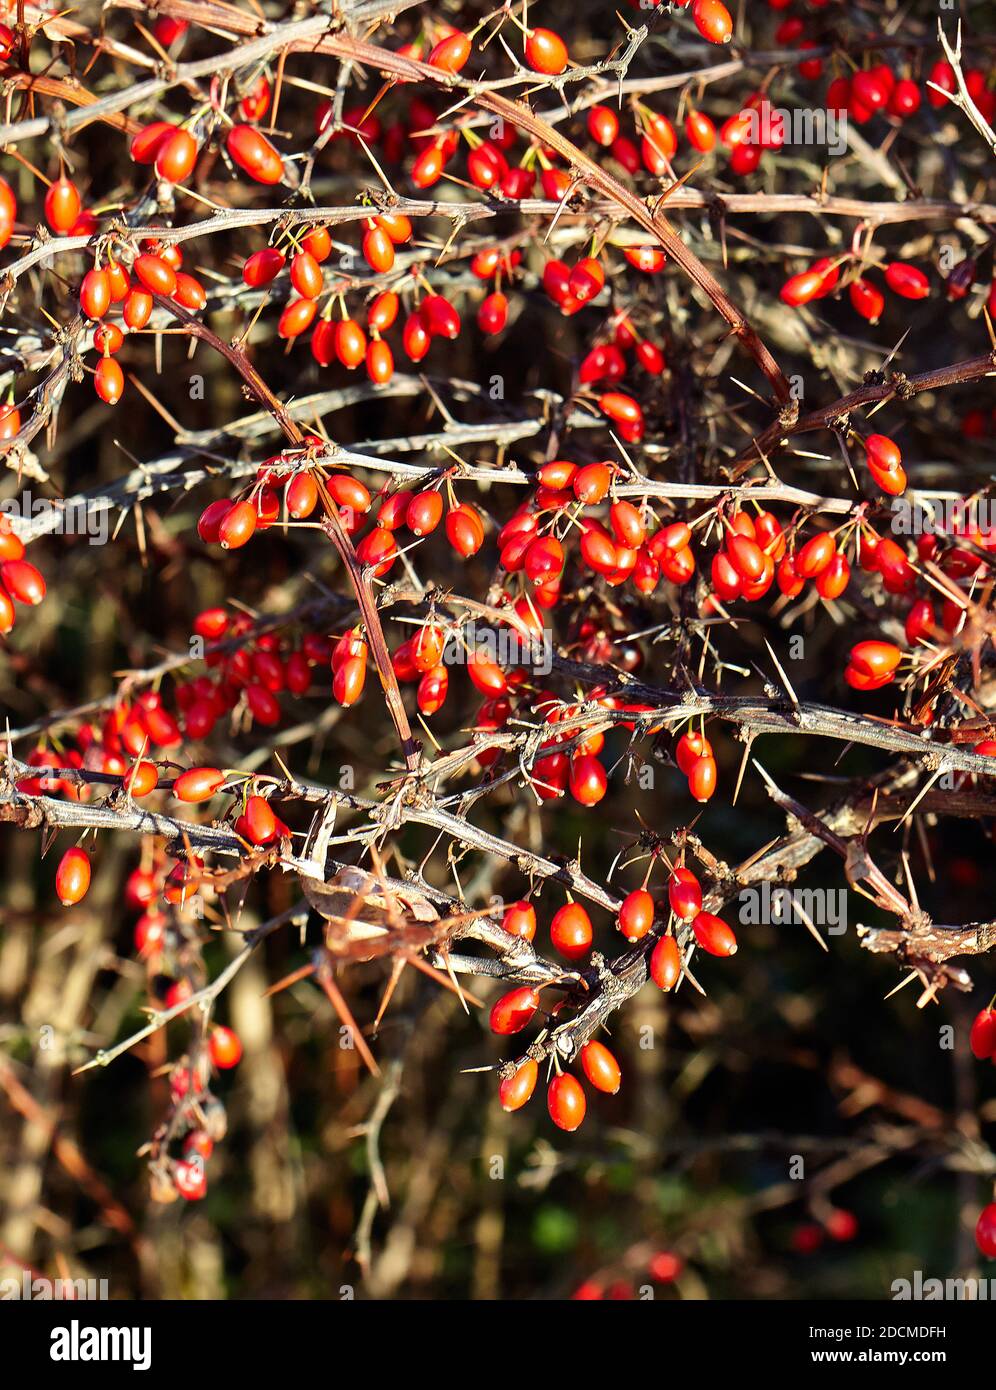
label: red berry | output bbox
[209,1024,243,1069]
[175,1158,207,1200]
[580,1040,621,1094]
[467,653,507,697]
[726,533,766,582]
[550,902,593,959]
[243,247,286,287]
[865,434,907,495]
[478,291,508,335]
[333,655,367,706]
[290,250,323,299]
[44,177,81,234]
[131,121,175,164]
[94,322,124,355]
[885,262,929,300]
[490,985,540,1035]
[123,288,153,330]
[573,462,612,506]
[685,109,716,152]
[569,257,605,302]
[588,105,620,146]
[825,1209,859,1242]
[845,639,902,690]
[334,318,366,368]
[56,847,91,905]
[94,357,124,405]
[227,124,284,184]
[976,1203,996,1258]
[650,935,682,991]
[423,294,461,339]
[502,901,537,941]
[500,1059,538,1112]
[688,754,717,803]
[134,253,177,297]
[417,665,449,716]
[406,490,444,536]
[815,551,851,599]
[173,766,225,802]
[173,272,206,311]
[675,730,712,774]
[445,504,485,557]
[428,31,471,74]
[692,911,738,956]
[362,221,395,273]
[889,79,921,118]
[287,472,318,518]
[125,760,159,797]
[692,0,733,44]
[1,558,45,605]
[970,1008,996,1060]
[569,754,607,806]
[795,532,836,579]
[525,28,568,75]
[780,267,829,307]
[849,276,884,323]
[279,298,317,339]
[618,889,655,941]
[412,140,447,188]
[547,1073,586,1131]
[668,867,702,921]
[237,795,278,845]
[649,1251,683,1282]
[0,404,21,445]
[368,291,399,333]
[153,15,187,45]
[366,338,394,383]
[80,268,111,319]
[218,499,257,549]
[155,128,198,183]
[927,60,955,109]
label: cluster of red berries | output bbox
[196,446,486,576]
[176,429,989,810]
[77,240,207,406]
[572,1248,684,1299]
[577,307,667,396]
[837,504,996,701]
[157,1027,241,1203]
[0,516,46,636]
[491,862,735,1132]
[241,209,468,384]
[967,1007,996,1257]
[827,58,995,125]
[48,767,291,910]
[791,1208,860,1254]
[781,253,934,328]
[1,1,991,458]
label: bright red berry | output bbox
[56,847,91,905]
[547,1073,586,1131]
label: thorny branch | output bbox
[2,0,996,1242]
